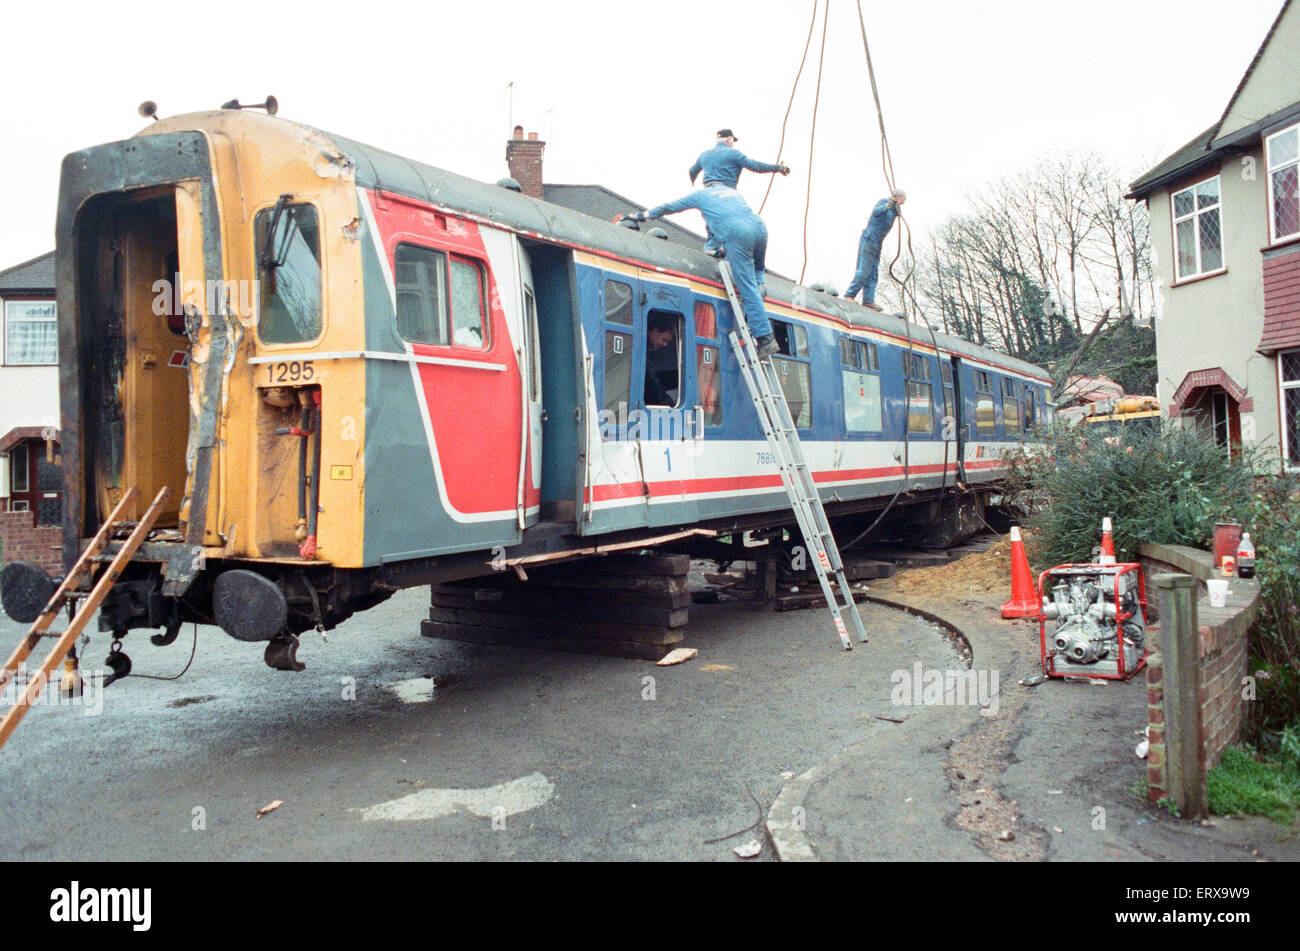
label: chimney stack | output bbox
[506,127,546,199]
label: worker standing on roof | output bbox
[626,186,779,357]
[843,189,906,311]
[689,129,790,258]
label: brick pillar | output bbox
[505,126,546,200]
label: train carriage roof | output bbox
[137,111,1050,383]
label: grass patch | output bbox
[1207,747,1300,824]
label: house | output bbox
[1127,0,1300,470]
[0,250,62,570]
[504,125,711,251]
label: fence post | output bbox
[1151,573,1206,819]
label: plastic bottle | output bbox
[1236,532,1256,579]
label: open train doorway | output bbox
[73,187,191,534]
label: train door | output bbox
[946,356,966,482]
[638,273,698,527]
[517,246,543,528]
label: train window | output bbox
[697,345,722,426]
[604,329,634,416]
[694,300,718,339]
[940,361,953,386]
[1024,387,1036,432]
[906,354,934,434]
[524,289,541,403]
[774,357,813,428]
[771,318,808,358]
[255,201,322,344]
[843,369,883,433]
[1003,393,1021,434]
[695,301,722,426]
[974,370,996,435]
[449,258,487,348]
[645,310,683,408]
[605,280,634,326]
[840,337,876,370]
[394,244,448,345]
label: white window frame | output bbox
[1170,175,1225,281]
[3,298,59,366]
[1266,123,1300,245]
[1281,348,1300,472]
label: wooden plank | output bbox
[427,605,686,642]
[420,619,682,660]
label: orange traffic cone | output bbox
[1099,516,1116,565]
[1001,526,1040,619]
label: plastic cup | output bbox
[1206,579,1229,608]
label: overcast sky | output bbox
[0,0,1284,288]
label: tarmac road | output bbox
[0,583,964,861]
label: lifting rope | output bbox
[759,0,818,217]
[800,2,831,285]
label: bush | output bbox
[1206,746,1300,824]
[1002,423,1258,568]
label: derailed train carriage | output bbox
[1,106,1052,666]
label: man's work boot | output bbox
[755,334,780,357]
[865,301,884,311]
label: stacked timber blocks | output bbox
[421,553,691,661]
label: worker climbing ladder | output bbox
[719,261,868,650]
[0,485,172,751]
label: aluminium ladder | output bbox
[719,260,868,650]
[0,485,172,751]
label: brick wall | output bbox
[0,510,61,574]
[1137,542,1259,808]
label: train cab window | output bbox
[1002,377,1021,435]
[394,244,448,345]
[906,353,934,434]
[1024,387,1037,432]
[255,201,322,344]
[695,301,723,426]
[450,258,488,347]
[770,319,812,428]
[841,336,882,433]
[974,370,996,436]
[645,310,683,408]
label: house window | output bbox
[1210,390,1231,449]
[1171,176,1223,280]
[9,442,29,493]
[1282,349,1300,469]
[4,300,58,365]
[1267,124,1300,244]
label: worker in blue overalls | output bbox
[843,188,907,310]
[689,129,790,258]
[626,186,780,357]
